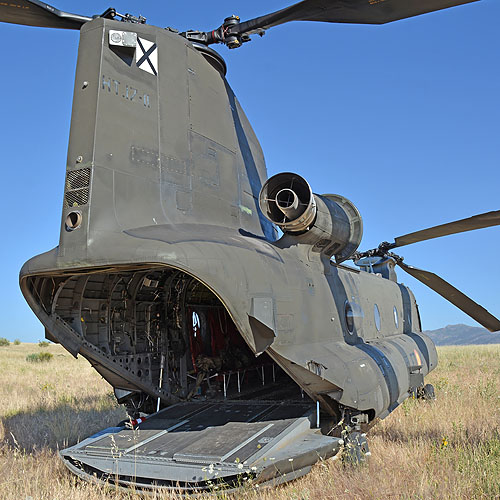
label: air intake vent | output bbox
[64,168,91,208]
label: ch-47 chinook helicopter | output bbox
[2,0,499,493]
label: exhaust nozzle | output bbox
[259,173,316,233]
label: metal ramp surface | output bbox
[60,400,341,493]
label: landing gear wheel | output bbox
[342,431,370,465]
[422,383,436,400]
[416,383,436,401]
[123,392,153,419]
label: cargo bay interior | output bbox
[26,266,308,415]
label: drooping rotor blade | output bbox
[0,0,91,30]
[398,261,500,332]
[234,0,479,36]
[393,210,500,248]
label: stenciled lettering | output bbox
[101,75,152,109]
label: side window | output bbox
[344,300,364,336]
[192,311,201,337]
[415,303,422,332]
[374,304,381,331]
[345,302,355,334]
[393,306,399,329]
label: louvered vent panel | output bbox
[64,168,91,208]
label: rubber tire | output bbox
[422,383,436,400]
[342,432,370,465]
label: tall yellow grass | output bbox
[0,343,499,499]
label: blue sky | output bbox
[0,0,499,342]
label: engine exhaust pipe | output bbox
[259,173,316,233]
[259,172,363,262]
[275,188,302,220]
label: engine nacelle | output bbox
[259,172,363,262]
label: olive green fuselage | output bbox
[20,18,437,423]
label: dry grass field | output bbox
[0,342,499,499]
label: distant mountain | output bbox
[423,324,500,346]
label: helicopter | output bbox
[1,0,499,493]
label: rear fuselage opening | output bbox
[24,266,308,415]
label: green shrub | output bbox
[26,352,53,363]
[13,339,21,345]
[0,337,10,346]
[38,340,50,348]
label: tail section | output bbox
[59,18,273,266]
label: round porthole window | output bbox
[192,311,200,337]
[374,304,381,331]
[393,306,399,328]
[344,301,355,334]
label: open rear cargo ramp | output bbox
[61,400,341,493]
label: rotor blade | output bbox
[0,0,91,30]
[393,210,500,248]
[235,0,478,35]
[398,261,500,332]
